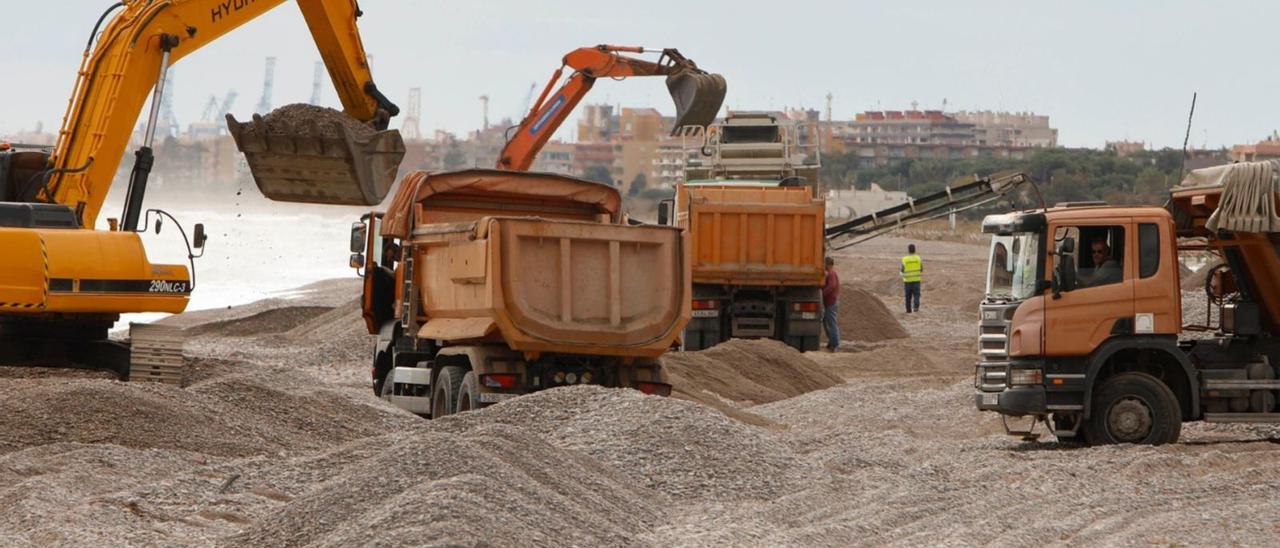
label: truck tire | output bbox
[1085,372,1181,445]
[457,371,481,413]
[373,348,393,396]
[432,366,465,419]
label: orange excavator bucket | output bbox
[667,70,727,133]
[226,104,405,206]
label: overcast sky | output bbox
[4,1,1278,148]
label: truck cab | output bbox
[976,165,1280,444]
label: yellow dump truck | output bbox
[351,169,690,417]
[659,112,826,351]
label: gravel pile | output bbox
[243,104,376,138]
[834,285,909,342]
[229,423,665,548]
[662,338,843,406]
[0,367,415,459]
[438,386,822,502]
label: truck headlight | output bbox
[1008,368,1043,386]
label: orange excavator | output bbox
[497,45,726,171]
[0,0,402,380]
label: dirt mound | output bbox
[231,424,663,547]
[184,306,333,337]
[835,285,909,342]
[0,368,415,458]
[245,103,376,138]
[807,342,938,379]
[439,386,821,502]
[662,339,843,407]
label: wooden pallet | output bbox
[129,323,186,385]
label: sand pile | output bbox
[662,339,843,406]
[183,305,334,338]
[245,104,376,138]
[438,386,820,502]
[835,285,909,341]
[231,423,664,547]
[0,368,415,458]
[806,343,938,379]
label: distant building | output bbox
[577,104,618,144]
[953,111,1057,148]
[824,109,1057,167]
[1106,140,1146,157]
[532,141,575,175]
[1231,132,1280,162]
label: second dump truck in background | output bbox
[659,112,826,351]
[352,169,690,417]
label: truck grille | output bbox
[979,324,1008,361]
[975,303,1015,392]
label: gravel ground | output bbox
[2,235,1278,546]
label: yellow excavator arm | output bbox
[40,0,395,227]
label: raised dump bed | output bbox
[354,169,691,417]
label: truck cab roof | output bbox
[983,205,1172,234]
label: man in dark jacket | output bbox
[822,256,840,351]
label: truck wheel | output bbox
[1085,373,1181,445]
[457,371,481,413]
[372,349,393,396]
[432,366,465,419]
[784,335,818,352]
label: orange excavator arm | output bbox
[497,45,725,171]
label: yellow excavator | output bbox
[0,0,404,379]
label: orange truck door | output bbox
[1043,220,1136,357]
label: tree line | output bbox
[819,147,1218,213]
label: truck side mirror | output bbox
[349,252,365,270]
[657,199,674,226]
[1057,236,1075,255]
[350,221,367,253]
[192,223,206,250]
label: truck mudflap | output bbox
[226,113,405,206]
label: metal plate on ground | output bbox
[129,323,186,386]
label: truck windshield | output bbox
[986,233,1040,300]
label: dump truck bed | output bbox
[679,183,825,286]
[414,216,690,358]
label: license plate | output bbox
[800,312,817,320]
[982,393,999,406]
[692,310,719,318]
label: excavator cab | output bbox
[226,108,405,206]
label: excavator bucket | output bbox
[667,70,727,133]
[226,108,405,206]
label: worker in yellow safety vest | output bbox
[901,243,923,313]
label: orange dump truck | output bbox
[659,113,826,351]
[351,169,690,417]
